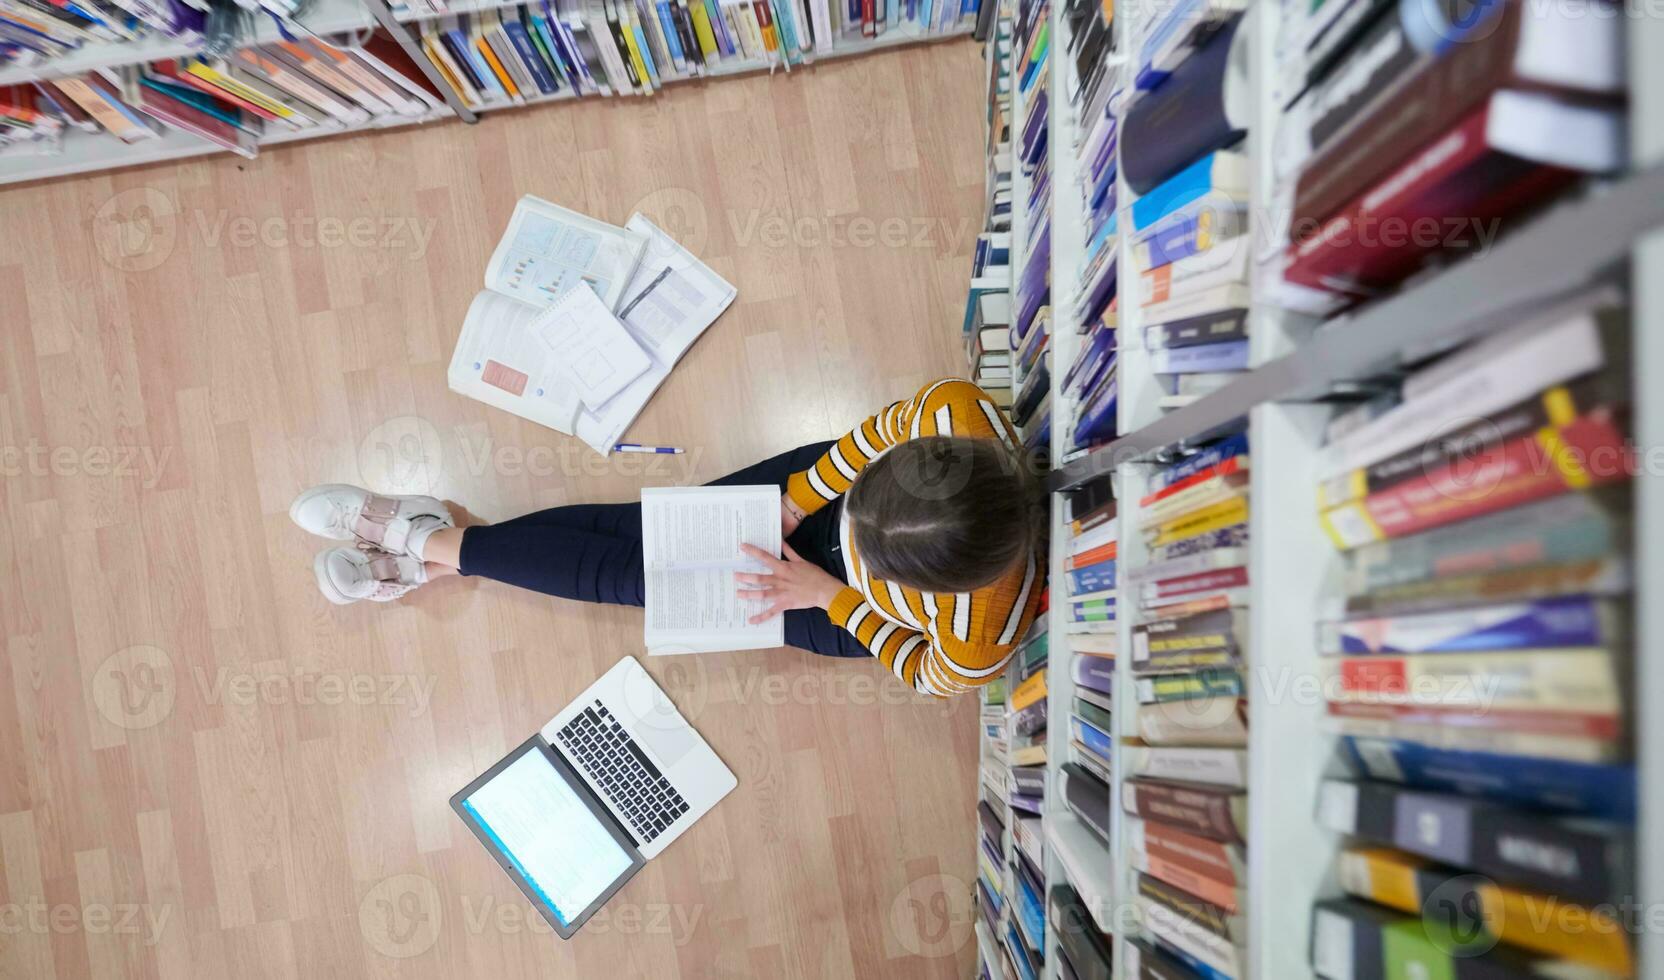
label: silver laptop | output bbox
[451,656,736,938]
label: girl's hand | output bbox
[735,542,844,625]
[781,493,806,538]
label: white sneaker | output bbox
[290,484,452,557]
[313,547,428,604]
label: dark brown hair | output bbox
[845,436,1044,593]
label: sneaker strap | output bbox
[355,495,414,552]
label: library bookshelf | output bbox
[975,0,1664,978]
[0,9,970,187]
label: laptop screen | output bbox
[459,747,635,926]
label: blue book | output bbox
[1332,596,1618,654]
[1150,339,1249,374]
[138,77,245,130]
[1123,14,1247,193]
[1071,714,1114,760]
[1069,561,1117,594]
[1005,921,1039,980]
[503,20,560,94]
[655,1,687,64]
[1341,735,1636,821]
[1131,149,1249,231]
[447,28,504,100]
[1073,655,1114,696]
[627,16,660,85]
[530,12,575,86]
[1138,206,1242,269]
[1153,432,1247,488]
[1152,936,1235,980]
[1015,874,1045,951]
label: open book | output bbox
[642,485,785,655]
[448,204,737,453]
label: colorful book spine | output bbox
[1339,735,1636,820]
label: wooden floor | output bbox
[0,40,991,980]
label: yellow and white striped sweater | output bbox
[786,378,1044,698]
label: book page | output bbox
[447,290,583,434]
[484,195,648,312]
[533,283,653,410]
[568,215,738,454]
[641,485,784,654]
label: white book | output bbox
[642,485,785,654]
[1139,245,1249,307]
[1126,745,1247,788]
[1318,309,1605,481]
[446,198,648,441]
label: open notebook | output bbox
[448,202,736,453]
[641,486,785,655]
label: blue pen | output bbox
[614,444,684,454]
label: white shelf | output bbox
[0,0,374,87]
[0,107,451,186]
[1045,811,1115,935]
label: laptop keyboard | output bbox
[556,700,689,845]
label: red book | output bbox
[1139,455,1246,508]
[1067,541,1118,570]
[1284,95,1592,298]
[1326,701,1623,740]
[152,60,283,122]
[1321,404,1632,548]
[1145,566,1248,600]
[136,85,257,159]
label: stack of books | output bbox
[966,238,1014,400]
[409,0,979,101]
[0,0,205,73]
[1123,429,1250,979]
[1121,0,1250,394]
[1050,882,1113,980]
[1059,0,1115,450]
[1308,298,1637,977]
[978,614,1049,980]
[1,35,442,159]
[0,83,63,156]
[1007,0,1049,461]
[1274,0,1626,304]
[967,10,1014,408]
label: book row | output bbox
[0,32,441,159]
[412,0,975,107]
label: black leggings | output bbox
[458,442,869,659]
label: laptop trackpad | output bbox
[636,721,697,768]
[616,670,698,767]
